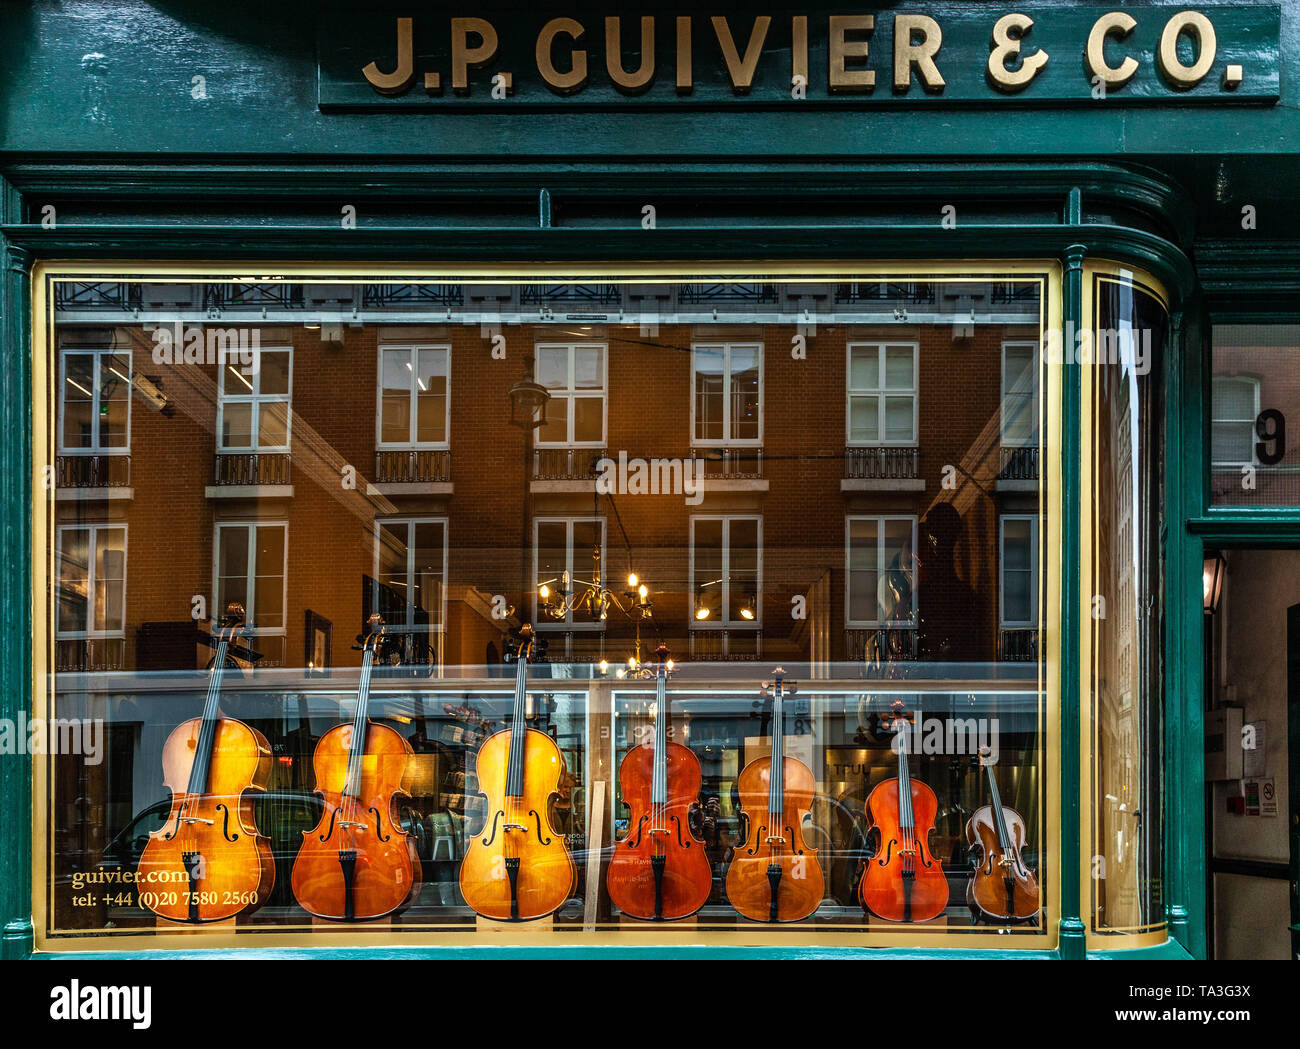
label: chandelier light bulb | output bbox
[627,572,638,588]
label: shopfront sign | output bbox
[317,4,1280,109]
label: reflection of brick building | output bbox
[51,282,1043,677]
[1211,328,1300,506]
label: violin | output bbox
[137,603,274,923]
[859,700,948,922]
[292,614,421,921]
[965,745,1040,924]
[459,626,574,921]
[606,645,712,921]
[726,667,824,923]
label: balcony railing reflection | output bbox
[533,448,605,480]
[56,637,126,673]
[689,629,762,661]
[845,446,919,480]
[375,449,450,484]
[845,627,919,665]
[56,454,131,488]
[998,445,1039,481]
[998,628,1039,662]
[698,448,763,479]
[213,452,290,486]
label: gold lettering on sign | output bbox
[988,13,1050,92]
[893,14,945,92]
[676,16,692,93]
[792,16,808,89]
[537,17,588,93]
[363,17,416,95]
[1086,11,1138,89]
[829,15,875,93]
[451,17,499,94]
[712,15,771,93]
[606,16,655,94]
[1158,10,1216,88]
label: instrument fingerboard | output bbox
[342,646,376,800]
[897,728,914,835]
[651,668,668,806]
[505,650,529,798]
[768,685,784,819]
[184,636,231,798]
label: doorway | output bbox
[1203,548,1298,959]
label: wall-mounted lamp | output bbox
[1203,550,1227,615]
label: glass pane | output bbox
[97,354,131,448]
[574,346,603,389]
[258,349,291,396]
[412,521,444,626]
[881,519,914,623]
[693,346,724,442]
[692,518,723,622]
[56,529,90,634]
[252,526,285,629]
[221,402,253,448]
[61,354,95,449]
[258,401,289,448]
[728,518,759,622]
[572,396,603,444]
[1212,326,1300,505]
[375,521,410,627]
[849,345,878,390]
[95,528,126,633]
[849,396,878,443]
[415,348,447,443]
[883,345,914,389]
[381,349,413,443]
[536,520,567,593]
[536,346,568,389]
[728,346,761,441]
[538,395,568,444]
[883,396,914,442]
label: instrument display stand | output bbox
[155,916,239,932]
[310,915,393,928]
[616,912,699,927]
[862,912,950,927]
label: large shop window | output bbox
[35,267,1062,950]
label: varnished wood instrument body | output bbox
[606,647,711,921]
[965,748,1039,923]
[860,706,949,922]
[292,728,421,920]
[138,610,275,923]
[459,629,574,921]
[293,617,421,920]
[726,668,824,922]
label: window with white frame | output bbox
[1211,374,1261,467]
[378,345,450,447]
[374,518,448,636]
[1000,515,1039,628]
[1001,341,1040,447]
[690,516,761,627]
[693,343,762,444]
[214,522,287,633]
[55,524,127,637]
[218,346,292,451]
[59,348,132,453]
[535,343,606,446]
[845,516,917,627]
[846,342,917,445]
[534,517,606,628]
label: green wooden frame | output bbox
[0,160,1213,959]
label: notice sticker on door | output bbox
[1244,779,1261,816]
[1259,777,1279,817]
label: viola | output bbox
[606,645,712,921]
[965,745,1040,924]
[292,614,421,921]
[137,603,275,923]
[459,626,574,921]
[859,700,948,922]
[726,667,824,923]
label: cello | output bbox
[726,667,824,923]
[859,699,948,922]
[292,614,422,921]
[606,645,712,921]
[965,745,1040,924]
[137,603,275,923]
[459,626,574,921]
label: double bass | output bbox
[606,645,712,921]
[726,667,823,923]
[459,626,574,921]
[292,614,421,921]
[965,745,1040,924]
[137,603,274,923]
[859,699,948,922]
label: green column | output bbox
[0,204,34,959]
[1059,234,1088,960]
